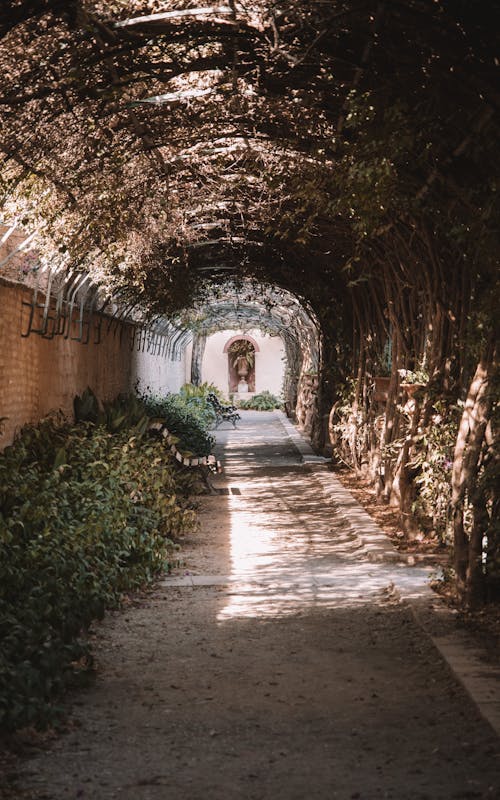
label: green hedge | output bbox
[0,419,197,732]
[141,389,216,455]
[238,391,282,410]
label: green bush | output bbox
[179,382,221,401]
[141,391,215,456]
[238,391,283,411]
[179,383,219,430]
[74,387,151,436]
[0,418,196,732]
[76,386,216,456]
[410,402,460,542]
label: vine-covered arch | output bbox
[171,280,320,424]
[0,1,498,604]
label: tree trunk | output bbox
[393,395,422,533]
[190,333,207,386]
[451,347,495,604]
[467,478,488,607]
[380,333,402,502]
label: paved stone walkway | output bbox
[164,413,432,605]
[166,411,500,736]
[19,410,499,800]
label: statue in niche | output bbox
[228,339,255,393]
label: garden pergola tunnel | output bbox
[0,1,498,605]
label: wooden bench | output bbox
[206,392,240,429]
[148,419,222,495]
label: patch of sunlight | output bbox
[216,483,433,621]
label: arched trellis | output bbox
[168,279,321,414]
[1,3,498,606]
[0,223,320,398]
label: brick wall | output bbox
[0,280,133,449]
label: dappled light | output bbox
[155,411,436,622]
[1,8,499,785]
[216,466,432,621]
[159,410,434,619]
[1,4,498,604]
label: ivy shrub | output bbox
[409,402,460,542]
[74,387,150,435]
[76,386,216,456]
[238,391,283,411]
[0,418,197,733]
[140,390,215,456]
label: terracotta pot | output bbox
[373,376,391,403]
[401,382,425,398]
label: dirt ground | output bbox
[2,412,499,799]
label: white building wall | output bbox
[128,329,286,399]
[184,340,193,384]
[130,346,187,396]
[201,329,286,399]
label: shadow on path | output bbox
[19,411,499,800]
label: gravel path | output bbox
[17,411,500,799]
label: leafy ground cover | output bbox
[0,390,210,733]
[139,383,217,456]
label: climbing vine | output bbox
[0,1,498,606]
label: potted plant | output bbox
[398,368,429,397]
[373,375,391,402]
